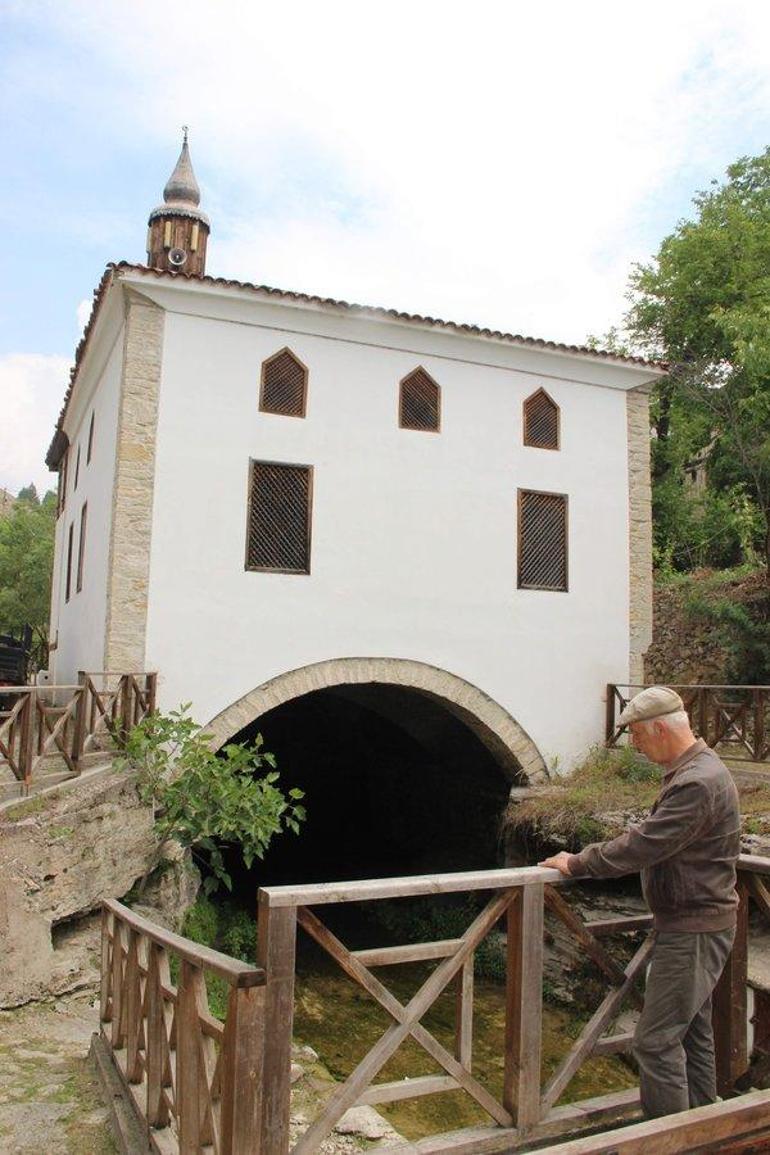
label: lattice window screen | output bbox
[518,490,568,591]
[400,368,440,431]
[260,349,308,417]
[523,390,559,449]
[247,462,312,573]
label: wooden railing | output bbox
[0,671,157,790]
[607,683,770,762]
[99,857,770,1154]
[100,899,265,1155]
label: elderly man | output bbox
[540,686,741,1119]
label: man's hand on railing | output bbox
[539,852,573,876]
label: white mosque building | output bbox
[45,136,664,787]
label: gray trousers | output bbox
[633,927,736,1119]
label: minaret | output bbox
[147,128,210,276]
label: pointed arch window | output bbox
[523,388,559,450]
[259,348,308,418]
[399,367,440,432]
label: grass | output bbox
[506,743,770,849]
[3,793,49,820]
[656,563,763,590]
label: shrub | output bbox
[116,705,306,894]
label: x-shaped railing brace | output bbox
[291,889,518,1153]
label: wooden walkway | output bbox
[97,856,770,1153]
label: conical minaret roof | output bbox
[148,129,209,225]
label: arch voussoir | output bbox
[207,657,547,785]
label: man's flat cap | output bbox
[618,686,685,726]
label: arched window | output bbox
[399,367,440,432]
[523,388,559,450]
[259,348,308,417]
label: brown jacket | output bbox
[567,739,740,932]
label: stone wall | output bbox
[645,578,733,685]
[627,387,654,685]
[0,767,195,1007]
[104,290,165,671]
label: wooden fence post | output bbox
[503,883,544,1131]
[714,876,749,1094]
[605,684,616,746]
[119,675,131,743]
[72,672,87,771]
[221,983,266,1154]
[100,906,112,1026]
[146,672,158,717]
[19,691,35,790]
[177,959,202,1154]
[754,689,766,762]
[256,897,297,1155]
[145,943,171,1129]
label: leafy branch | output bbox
[115,705,305,894]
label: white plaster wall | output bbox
[52,331,123,683]
[144,303,634,773]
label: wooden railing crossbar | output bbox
[0,671,157,789]
[98,857,770,1155]
[100,900,264,1155]
[607,682,770,761]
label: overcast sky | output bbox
[1,0,769,495]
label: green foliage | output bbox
[181,893,220,948]
[0,486,57,649]
[117,705,306,894]
[612,742,660,784]
[623,147,770,572]
[180,896,258,1018]
[370,896,507,981]
[685,591,770,684]
[505,744,660,849]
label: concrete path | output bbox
[0,991,115,1154]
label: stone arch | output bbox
[207,657,547,785]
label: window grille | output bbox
[260,349,308,417]
[59,450,69,515]
[65,523,74,602]
[87,412,95,463]
[523,389,559,450]
[518,490,568,591]
[247,461,312,573]
[399,368,440,432]
[76,503,87,593]
[74,446,81,491]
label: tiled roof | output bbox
[45,262,667,467]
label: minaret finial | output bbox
[146,132,210,275]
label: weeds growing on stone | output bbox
[505,743,770,850]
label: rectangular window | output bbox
[87,412,95,464]
[58,450,69,516]
[65,522,74,602]
[246,461,312,574]
[76,503,87,593]
[517,489,568,592]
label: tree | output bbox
[0,487,57,652]
[624,148,770,571]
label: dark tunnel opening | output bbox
[220,682,520,894]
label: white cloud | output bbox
[76,298,93,334]
[0,354,70,496]
[24,0,767,344]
